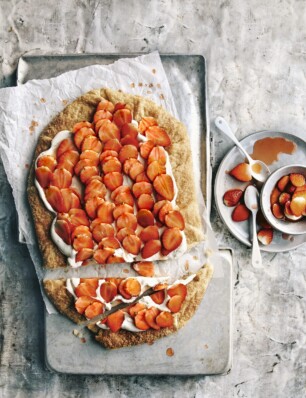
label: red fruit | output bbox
[229,163,252,182]
[278,192,291,205]
[290,173,306,187]
[290,197,306,216]
[113,108,132,128]
[58,150,80,167]
[132,182,153,198]
[37,155,57,171]
[98,237,120,250]
[129,161,145,180]
[257,229,273,245]
[75,248,94,262]
[113,203,134,220]
[167,295,183,313]
[103,172,123,191]
[158,202,173,223]
[124,278,141,296]
[74,158,97,176]
[134,309,150,331]
[119,145,138,164]
[133,261,155,277]
[35,166,52,188]
[93,248,115,264]
[270,187,281,205]
[81,135,103,153]
[116,227,136,243]
[114,103,126,111]
[145,307,160,330]
[102,157,122,174]
[137,209,155,227]
[85,302,104,319]
[100,150,119,162]
[96,99,115,113]
[168,283,187,300]
[98,120,120,142]
[123,158,138,175]
[100,281,117,303]
[231,204,250,222]
[147,161,166,181]
[145,126,171,147]
[155,311,174,328]
[106,310,125,333]
[139,225,159,242]
[45,186,65,212]
[277,175,290,191]
[164,210,185,230]
[161,228,182,251]
[223,189,243,207]
[74,127,95,149]
[153,174,174,201]
[103,138,122,153]
[75,282,97,298]
[141,239,161,259]
[92,223,115,242]
[80,149,99,163]
[85,197,105,219]
[150,290,165,305]
[139,140,155,159]
[54,219,72,245]
[129,303,146,317]
[73,234,94,251]
[61,188,81,212]
[50,168,72,189]
[137,194,154,210]
[68,209,90,228]
[75,296,95,314]
[116,213,138,231]
[71,226,91,241]
[138,117,158,134]
[80,166,99,184]
[122,235,142,255]
[72,121,93,133]
[121,135,139,148]
[84,179,106,201]
[93,109,113,123]
[136,172,150,183]
[148,146,166,165]
[118,280,132,299]
[153,200,169,217]
[96,202,115,224]
[113,191,134,207]
[107,255,124,264]
[121,123,138,138]
[56,138,78,159]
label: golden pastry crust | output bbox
[27,88,204,268]
[43,264,213,349]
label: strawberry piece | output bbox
[116,213,138,231]
[139,142,155,161]
[84,179,106,201]
[75,282,97,298]
[72,121,93,133]
[100,281,117,302]
[111,185,130,200]
[80,278,99,288]
[148,146,167,165]
[92,223,115,242]
[69,209,90,228]
[98,120,120,142]
[103,138,122,153]
[114,103,126,111]
[85,301,104,319]
[284,201,301,220]
[121,135,139,148]
[145,126,171,147]
[74,158,97,175]
[118,280,132,299]
[74,127,95,149]
[153,174,174,201]
[167,295,183,313]
[37,155,57,171]
[73,234,94,251]
[257,229,273,245]
[123,158,138,174]
[95,118,109,133]
[56,138,78,159]
[113,191,134,207]
[145,307,160,330]
[134,309,150,330]
[113,203,134,219]
[286,183,296,194]
[294,185,306,193]
[132,261,155,277]
[150,290,165,304]
[146,160,166,181]
[168,283,187,300]
[54,219,72,245]
[137,209,155,227]
[102,157,122,174]
[113,108,132,128]
[96,202,115,224]
[45,186,65,212]
[121,123,138,139]
[158,202,173,223]
[58,150,79,167]
[119,145,138,164]
[75,296,95,314]
[106,310,125,332]
[129,303,146,317]
[290,196,306,216]
[165,210,185,230]
[136,171,150,183]
[100,150,119,162]
[93,248,115,264]
[229,163,252,182]
[139,225,159,242]
[129,161,144,180]
[161,228,182,251]
[35,166,52,188]
[85,197,105,219]
[153,283,168,291]
[56,159,74,175]
[50,168,72,189]
[116,227,136,242]
[107,255,124,263]
[75,248,94,262]
[278,192,291,205]
[104,172,123,191]
[80,166,99,184]
[61,188,81,212]
[155,311,174,328]
[81,134,103,153]
[124,278,141,296]
[290,173,306,187]
[139,117,158,134]
[223,189,243,207]
[94,110,113,123]
[231,204,250,222]
[97,99,115,113]
[137,194,154,210]
[98,237,120,250]
[122,235,141,255]
[153,200,169,217]
[270,187,281,205]
[80,150,99,164]
[132,182,153,198]
[141,239,161,259]
[277,175,290,191]
[71,226,91,240]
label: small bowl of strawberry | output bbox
[260,165,306,235]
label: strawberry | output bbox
[68,209,90,228]
[122,235,141,255]
[147,160,166,181]
[136,171,150,183]
[84,179,106,201]
[50,168,72,189]
[277,175,290,191]
[113,108,132,128]
[80,149,99,163]
[75,296,95,314]
[144,307,160,330]
[106,310,125,333]
[139,225,159,242]
[56,138,78,159]
[158,202,173,223]
[85,302,104,319]
[80,166,99,184]
[35,166,52,188]
[223,189,243,207]
[113,203,134,220]
[93,109,113,123]
[231,204,250,222]
[148,146,166,165]
[270,187,281,205]
[168,283,187,299]
[129,303,146,317]
[107,255,124,264]
[96,202,115,224]
[76,248,94,262]
[138,117,158,134]
[61,188,81,212]
[153,200,169,217]
[150,290,165,305]
[129,161,144,180]
[103,138,122,153]
[58,150,80,167]
[116,213,138,231]
[123,278,141,296]
[96,99,115,113]
[72,121,93,133]
[167,295,183,313]
[116,227,136,243]
[98,120,120,142]
[290,196,306,216]
[114,103,126,111]
[290,173,306,187]
[74,159,97,176]
[155,311,174,328]
[161,228,182,252]
[100,281,117,303]
[153,174,174,201]
[74,127,95,149]
[37,155,57,171]
[103,172,123,191]
[141,239,161,259]
[145,126,171,147]
[93,248,115,264]
[102,157,122,174]
[257,229,273,245]
[119,145,138,164]
[45,186,65,212]
[286,183,296,194]
[137,194,154,210]
[278,192,291,205]
[132,182,153,198]
[73,234,94,251]
[92,223,115,242]
[54,219,72,245]
[118,279,132,299]
[121,135,139,148]
[132,261,155,277]
[100,150,119,162]
[98,237,120,250]
[153,283,168,291]
[165,210,185,230]
[134,309,150,330]
[85,197,105,219]
[114,191,134,207]
[229,163,252,182]
[79,278,98,289]
[75,282,97,298]
[121,123,138,139]
[139,140,155,159]
[123,158,138,175]
[137,209,155,227]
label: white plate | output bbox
[215,131,306,252]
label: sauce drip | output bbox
[250,137,296,165]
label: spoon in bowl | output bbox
[215,116,270,183]
[244,185,262,268]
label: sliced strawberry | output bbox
[137,209,155,227]
[137,194,154,210]
[229,163,252,182]
[136,171,150,183]
[114,103,126,112]
[146,160,166,181]
[103,138,122,153]
[113,190,134,207]
[119,145,138,164]
[134,309,150,330]
[277,192,289,206]
[93,248,115,264]
[81,135,102,154]
[45,186,65,212]
[106,310,125,332]
[165,210,185,230]
[223,189,243,207]
[84,179,106,201]
[121,135,139,148]
[73,234,94,251]
[58,150,80,167]
[277,175,290,191]
[257,229,273,245]
[155,311,174,328]
[98,120,120,142]
[133,261,155,277]
[92,223,115,242]
[56,138,78,159]
[153,174,174,201]
[129,161,144,180]
[74,127,95,149]
[111,185,130,200]
[96,201,115,224]
[100,150,119,162]
[102,157,122,174]
[35,166,52,188]
[95,118,109,133]
[54,219,72,245]
[75,248,94,262]
[121,123,138,139]
[167,295,183,313]
[75,296,95,314]
[104,172,123,191]
[141,239,161,259]
[80,149,99,164]
[113,108,132,128]
[56,159,75,175]
[231,204,250,222]
[153,283,168,291]
[61,188,81,212]
[116,213,138,231]
[148,146,166,165]
[79,278,98,288]
[129,303,146,317]
[113,203,134,219]
[168,283,187,300]
[68,208,90,228]
[118,280,132,299]
[107,255,125,263]
[132,182,153,198]
[50,168,72,189]
[80,166,99,184]
[124,278,141,296]
[74,158,97,176]
[138,117,158,134]
[94,110,113,123]
[116,227,136,242]
[139,225,159,243]
[153,200,170,218]
[290,196,306,216]
[145,126,171,147]
[37,155,57,171]
[72,121,93,133]
[97,99,115,113]
[123,158,138,175]
[85,301,104,319]
[150,290,165,305]
[290,173,306,187]
[158,202,173,223]
[122,235,141,255]
[144,307,160,330]
[85,197,105,219]
[75,282,97,298]
[98,237,120,250]
[100,281,117,303]
[161,228,182,252]
[270,187,281,205]
[139,140,155,159]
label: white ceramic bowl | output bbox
[261,165,306,235]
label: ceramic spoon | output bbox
[244,185,263,268]
[215,116,270,183]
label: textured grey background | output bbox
[0,0,305,397]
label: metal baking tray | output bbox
[17,53,232,375]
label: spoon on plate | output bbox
[244,185,262,268]
[215,116,270,183]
